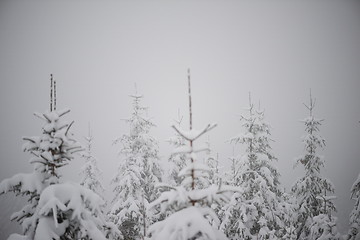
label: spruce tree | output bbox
[0,108,82,239]
[291,91,339,239]
[220,95,284,239]
[109,92,162,240]
[205,140,221,187]
[0,75,118,239]
[80,125,105,197]
[346,172,360,240]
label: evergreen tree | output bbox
[109,92,162,240]
[204,141,224,220]
[347,172,360,240]
[0,75,118,240]
[291,91,338,239]
[0,108,82,239]
[0,76,81,238]
[148,70,235,240]
[220,95,284,240]
[222,147,241,187]
[80,125,105,197]
[205,140,221,187]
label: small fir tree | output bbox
[205,140,221,187]
[347,172,360,240]
[109,92,162,240]
[0,75,118,240]
[80,125,105,197]
[0,76,81,239]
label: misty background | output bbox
[1,0,360,238]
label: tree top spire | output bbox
[303,88,316,116]
[50,74,57,112]
[188,68,193,131]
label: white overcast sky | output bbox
[1,0,360,236]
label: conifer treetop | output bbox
[149,70,237,240]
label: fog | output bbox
[1,0,360,237]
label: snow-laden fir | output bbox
[0,109,120,240]
[346,172,360,240]
[109,93,163,240]
[80,125,105,198]
[291,92,341,239]
[0,79,358,240]
[219,96,288,240]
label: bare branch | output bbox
[33,112,45,121]
[58,109,71,118]
[188,69,192,130]
[22,137,36,144]
[54,75,57,111]
[50,74,53,112]
[65,121,74,136]
[42,113,51,122]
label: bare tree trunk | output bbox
[188,69,195,196]
[50,74,53,111]
[54,75,56,111]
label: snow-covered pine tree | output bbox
[222,147,241,187]
[148,69,236,240]
[204,141,224,222]
[346,172,360,240]
[109,91,162,240]
[167,111,187,186]
[220,94,284,240]
[80,124,105,197]
[205,139,221,187]
[291,90,339,240]
[0,75,77,238]
[0,108,82,240]
[0,75,120,240]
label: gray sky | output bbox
[1,0,360,236]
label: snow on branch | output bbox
[0,172,44,195]
[34,183,121,240]
[148,206,228,240]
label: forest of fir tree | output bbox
[0,74,359,240]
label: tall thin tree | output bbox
[80,124,105,197]
[109,90,162,240]
[291,90,339,239]
[346,172,360,239]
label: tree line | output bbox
[0,73,359,240]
